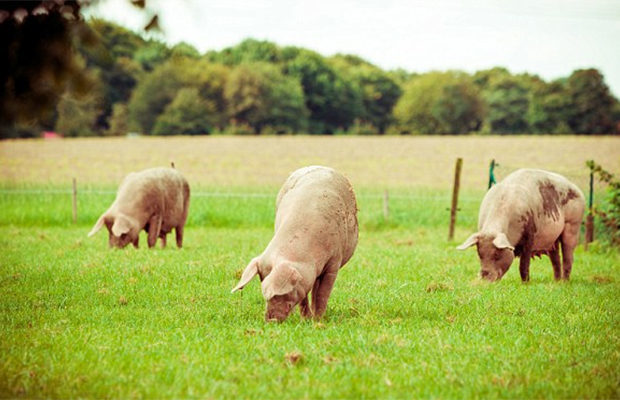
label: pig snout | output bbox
[265,302,293,323]
[480,269,501,281]
[265,309,286,323]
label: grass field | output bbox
[1,136,619,398]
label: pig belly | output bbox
[532,216,564,251]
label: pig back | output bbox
[275,166,358,265]
[479,169,585,248]
[116,168,189,225]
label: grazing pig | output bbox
[457,169,585,282]
[231,166,358,322]
[88,167,190,249]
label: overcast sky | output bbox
[86,0,620,96]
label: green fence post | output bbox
[488,159,497,190]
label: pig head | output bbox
[88,212,140,248]
[457,232,515,281]
[231,258,308,322]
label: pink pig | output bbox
[458,169,585,281]
[231,166,358,322]
[88,167,190,249]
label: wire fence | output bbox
[0,188,484,202]
[1,160,607,240]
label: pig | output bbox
[88,167,190,249]
[457,168,585,282]
[231,166,358,322]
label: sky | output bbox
[86,0,620,96]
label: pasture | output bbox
[1,135,619,398]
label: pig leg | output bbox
[299,296,312,318]
[310,277,321,316]
[132,236,139,248]
[561,221,580,280]
[312,259,341,318]
[519,238,533,282]
[175,225,184,248]
[147,215,162,248]
[519,256,531,282]
[549,239,562,280]
[160,234,167,248]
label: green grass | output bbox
[1,191,619,398]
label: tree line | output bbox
[3,18,619,138]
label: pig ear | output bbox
[261,263,301,300]
[493,233,515,251]
[88,214,107,237]
[456,233,479,250]
[111,215,132,237]
[231,257,260,293]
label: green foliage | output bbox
[472,67,510,88]
[330,55,402,133]
[77,20,144,132]
[54,93,100,137]
[219,121,256,135]
[54,69,104,137]
[284,48,362,133]
[481,73,531,134]
[393,71,483,134]
[206,38,283,66]
[4,12,620,137]
[152,88,215,135]
[0,1,88,128]
[128,58,229,134]
[85,18,145,61]
[224,63,308,133]
[133,40,171,71]
[587,160,620,245]
[105,103,129,136]
[127,61,183,133]
[170,41,200,59]
[527,80,573,134]
[567,69,616,134]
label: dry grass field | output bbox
[1,135,618,191]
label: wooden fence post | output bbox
[585,168,594,250]
[449,158,463,241]
[72,178,77,224]
[383,190,389,220]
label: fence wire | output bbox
[0,188,483,203]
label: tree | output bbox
[330,55,402,133]
[76,19,145,132]
[152,88,214,135]
[393,71,483,134]
[106,103,129,136]
[84,18,145,61]
[224,63,308,133]
[527,80,573,134]
[55,86,103,137]
[472,67,510,89]
[205,38,282,66]
[133,40,171,71]
[566,69,616,134]
[128,58,229,133]
[481,73,531,134]
[0,1,88,129]
[170,41,200,59]
[284,48,362,133]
